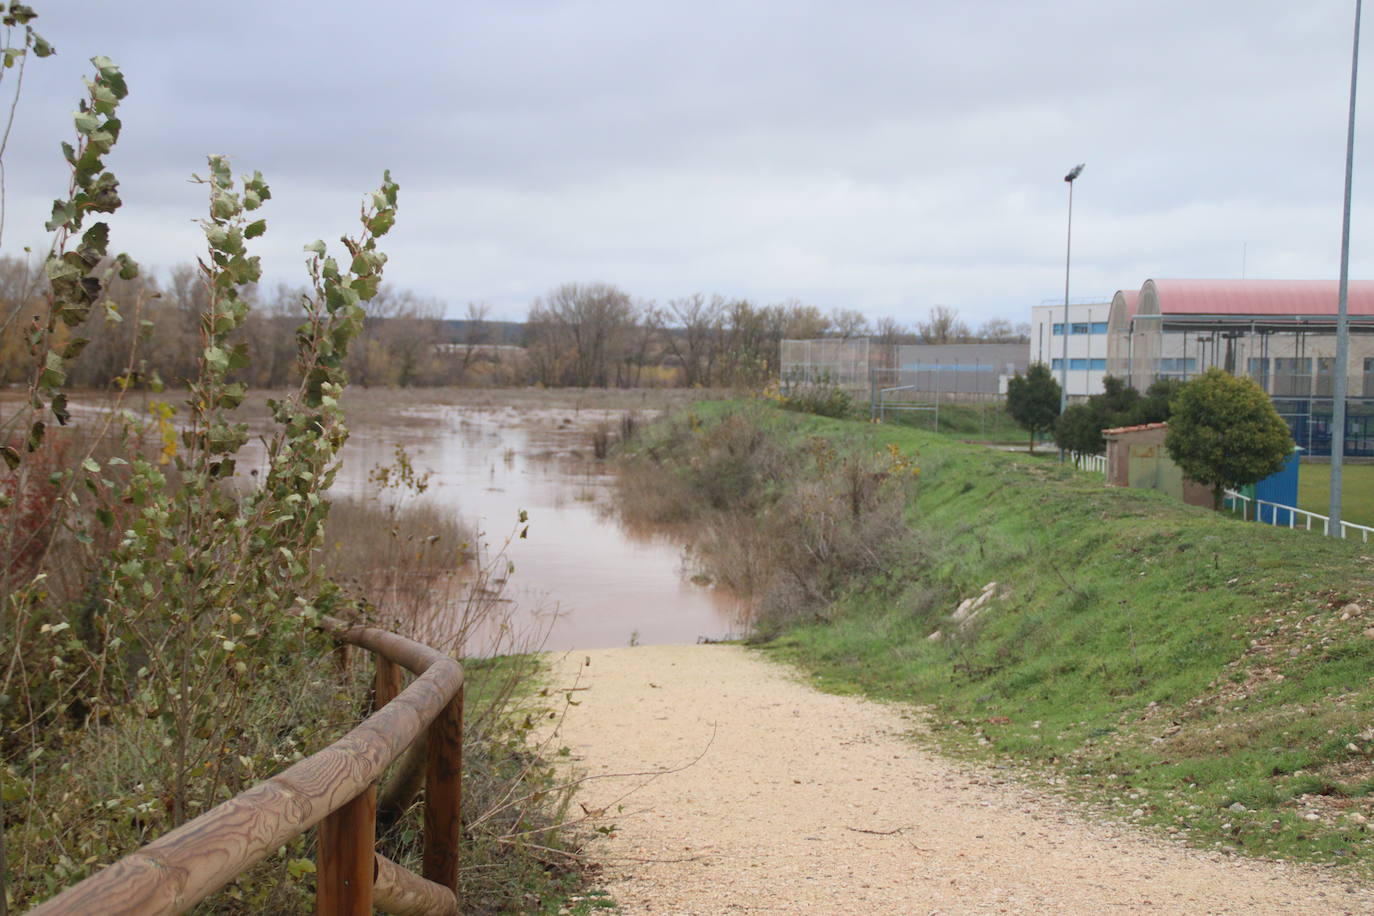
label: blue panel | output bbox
[1090,358,1107,370]
[1091,322,1109,334]
[1254,449,1301,526]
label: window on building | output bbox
[1069,358,1089,370]
[1070,322,1090,335]
[1051,358,1063,370]
[1248,357,1270,392]
[1156,358,1198,377]
[1052,323,1063,335]
[1365,358,1374,397]
[1090,358,1107,371]
[1272,357,1312,397]
[1316,357,1335,397]
[1090,322,1108,334]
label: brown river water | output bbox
[3,391,743,651]
[308,402,744,652]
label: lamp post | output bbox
[1330,0,1362,537]
[1060,164,1084,456]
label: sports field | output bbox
[1298,462,1374,529]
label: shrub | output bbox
[1006,363,1060,452]
[1165,367,1293,508]
[779,384,853,419]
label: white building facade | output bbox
[1030,299,1113,398]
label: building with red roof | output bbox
[1105,278,1374,456]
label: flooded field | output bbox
[320,396,745,651]
[3,387,744,651]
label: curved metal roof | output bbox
[1112,288,1140,318]
[1140,279,1374,317]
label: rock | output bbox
[1342,602,1363,617]
[1347,743,1360,753]
[927,630,943,642]
[1228,802,1248,813]
[1348,812,1368,825]
[1304,812,1321,822]
[982,581,997,593]
[1133,808,1144,817]
[1363,627,1374,639]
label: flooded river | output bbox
[1,389,742,652]
[326,401,744,652]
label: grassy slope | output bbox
[703,404,1374,872]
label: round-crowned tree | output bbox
[1054,402,1104,457]
[1006,362,1061,453]
[1164,368,1293,508]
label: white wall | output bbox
[1030,301,1112,397]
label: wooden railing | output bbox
[27,616,465,916]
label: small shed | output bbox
[1102,422,1214,509]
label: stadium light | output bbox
[1330,0,1362,537]
[1059,163,1085,460]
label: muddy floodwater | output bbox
[1,389,742,651]
[324,402,743,652]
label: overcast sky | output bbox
[5,1,1373,327]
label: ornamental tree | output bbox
[1164,368,1293,509]
[1006,362,1061,453]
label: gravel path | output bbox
[546,644,1374,915]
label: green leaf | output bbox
[244,219,267,239]
[73,109,99,134]
[31,32,53,58]
[365,209,395,237]
[303,239,326,256]
[61,337,89,359]
[51,392,70,425]
[44,198,75,232]
[1,445,19,470]
[39,350,66,389]
[204,346,229,373]
[95,507,114,528]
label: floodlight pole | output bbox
[1060,163,1084,461]
[1330,0,1362,537]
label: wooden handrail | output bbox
[27,617,464,915]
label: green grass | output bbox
[1299,462,1374,529]
[879,401,1027,443]
[673,401,1374,875]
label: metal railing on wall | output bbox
[28,615,465,916]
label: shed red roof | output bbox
[1144,279,1374,316]
[1102,421,1168,436]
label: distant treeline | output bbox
[0,261,1027,390]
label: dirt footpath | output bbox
[546,645,1374,915]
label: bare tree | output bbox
[526,282,637,387]
[828,308,869,340]
[457,301,492,380]
[974,317,1017,343]
[916,305,970,344]
[664,293,726,387]
[871,316,909,369]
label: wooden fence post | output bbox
[316,784,376,915]
[373,654,403,711]
[423,683,463,898]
